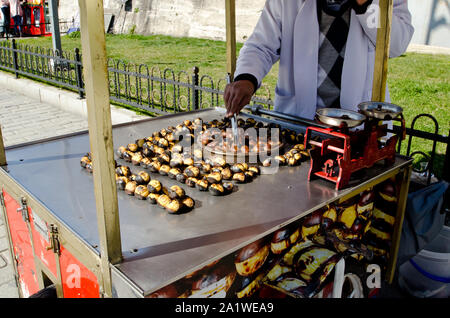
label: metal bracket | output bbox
[46,224,60,255]
[16,197,29,223]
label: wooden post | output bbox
[0,125,6,166]
[372,0,394,102]
[78,0,122,298]
[225,0,237,80]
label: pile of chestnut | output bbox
[80,153,195,214]
[114,118,269,197]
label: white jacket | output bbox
[235,0,414,119]
[9,0,22,17]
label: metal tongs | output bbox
[227,73,239,149]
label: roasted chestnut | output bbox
[223,182,234,194]
[148,193,160,205]
[193,160,205,169]
[157,194,171,209]
[182,196,195,210]
[206,172,222,184]
[232,172,247,183]
[274,155,286,166]
[147,179,162,194]
[166,199,182,214]
[135,138,146,149]
[125,181,138,196]
[200,163,212,175]
[127,143,139,152]
[294,144,305,151]
[122,150,133,162]
[185,177,198,188]
[196,178,209,191]
[117,146,127,158]
[169,158,183,168]
[211,167,223,174]
[159,164,171,176]
[248,166,260,175]
[183,157,195,167]
[152,131,161,138]
[149,161,162,173]
[230,163,246,174]
[142,142,154,158]
[184,166,200,178]
[80,156,91,168]
[262,158,272,167]
[193,148,203,160]
[209,183,225,196]
[287,156,300,167]
[135,185,150,200]
[158,138,169,149]
[176,173,187,184]
[168,185,185,200]
[171,144,183,154]
[134,171,150,185]
[244,171,254,181]
[221,167,233,180]
[116,165,131,177]
[140,157,153,169]
[158,153,171,164]
[116,176,129,191]
[85,162,93,173]
[168,168,182,179]
[212,157,226,168]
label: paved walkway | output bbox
[0,89,89,147]
[0,87,91,298]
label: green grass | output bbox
[16,34,450,177]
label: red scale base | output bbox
[304,120,403,190]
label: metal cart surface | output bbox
[0,108,412,297]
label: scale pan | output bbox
[358,102,403,120]
[316,108,366,128]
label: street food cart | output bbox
[0,0,412,298]
[14,0,50,37]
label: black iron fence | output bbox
[0,40,448,183]
[0,39,274,115]
[0,40,83,94]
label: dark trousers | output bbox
[1,7,10,34]
[12,14,21,35]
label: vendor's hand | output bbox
[224,80,255,117]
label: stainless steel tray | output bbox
[3,107,412,295]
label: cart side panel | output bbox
[28,210,58,278]
[58,245,100,298]
[145,177,405,299]
[2,190,40,297]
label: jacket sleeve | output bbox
[234,0,282,87]
[356,0,414,58]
